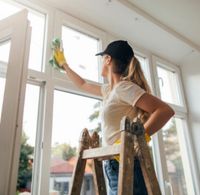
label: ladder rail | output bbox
[69,117,162,195]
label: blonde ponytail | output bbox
[122,57,151,123]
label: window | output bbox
[162,117,193,195]
[16,84,40,193]
[49,90,100,194]
[153,56,195,194]
[157,65,183,106]
[0,1,46,71]
[62,26,100,82]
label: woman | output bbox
[54,40,174,194]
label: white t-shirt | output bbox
[101,80,145,146]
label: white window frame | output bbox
[0,9,31,195]
[152,55,198,195]
[152,56,187,112]
[53,11,106,85]
[41,10,107,195]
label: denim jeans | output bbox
[104,158,148,195]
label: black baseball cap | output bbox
[95,40,134,64]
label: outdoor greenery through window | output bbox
[50,90,101,195]
[162,118,188,195]
[16,84,40,194]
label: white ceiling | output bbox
[41,0,200,65]
[128,0,200,46]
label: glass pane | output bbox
[49,91,101,195]
[62,26,99,82]
[157,66,182,106]
[16,84,40,194]
[162,118,189,195]
[0,1,46,71]
[0,40,11,123]
[28,12,45,71]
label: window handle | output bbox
[165,180,174,195]
[158,76,164,87]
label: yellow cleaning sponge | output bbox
[49,38,66,70]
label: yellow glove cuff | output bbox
[145,133,151,142]
[113,133,151,162]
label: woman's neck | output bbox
[107,73,121,89]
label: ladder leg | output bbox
[137,134,162,195]
[118,130,135,195]
[69,128,90,195]
[91,132,107,195]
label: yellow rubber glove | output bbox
[114,133,151,162]
[53,48,67,68]
[49,38,67,70]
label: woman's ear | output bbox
[105,55,112,65]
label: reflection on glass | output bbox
[0,1,46,71]
[162,118,188,195]
[62,26,99,82]
[16,84,40,194]
[0,40,11,123]
[157,66,182,106]
[50,91,101,195]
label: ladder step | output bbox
[82,144,121,159]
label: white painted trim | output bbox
[38,7,55,195]
[39,80,54,195]
[31,81,45,195]
[9,23,32,195]
[0,9,30,195]
[53,78,102,101]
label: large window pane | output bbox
[16,84,40,194]
[50,91,101,195]
[0,1,46,71]
[0,40,11,123]
[62,26,100,82]
[162,118,191,195]
[157,66,182,106]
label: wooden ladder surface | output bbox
[69,116,162,195]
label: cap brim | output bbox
[95,51,105,56]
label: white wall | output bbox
[180,52,200,174]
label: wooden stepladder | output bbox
[69,116,162,195]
